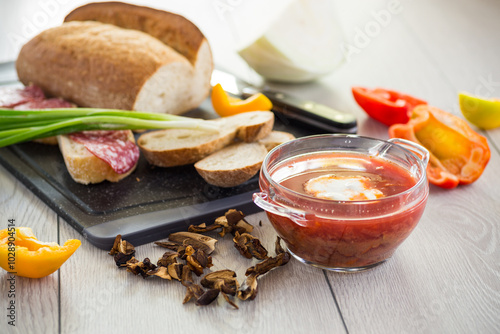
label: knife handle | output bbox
[251,89,357,134]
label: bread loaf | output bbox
[16,2,213,115]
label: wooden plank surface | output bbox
[323,0,500,333]
[58,212,346,334]
[0,165,59,334]
[1,0,500,333]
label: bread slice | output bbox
[222,111,275,142]
[16,3,213,115]
[57,131,138,184]
[258,130,296,151]
[194,142,268,188]
[138,111,274,167]
[137,127,236,168]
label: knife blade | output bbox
[211,68,357,134]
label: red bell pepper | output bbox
[352,87,427,126]
[389,105,490,189]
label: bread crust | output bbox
[64,1,206,66]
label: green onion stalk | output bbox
[0,108,220,147]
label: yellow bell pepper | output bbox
[0,227,81,278]
[211,83,273,117]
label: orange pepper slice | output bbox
[0,227,81,278]
[389,105,490,189]
[211,83,273,117]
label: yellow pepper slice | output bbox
[211,83,273,117]
[0,227,81,278]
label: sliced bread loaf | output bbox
[194,142,268,188]
[16,2,213,115]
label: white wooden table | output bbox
[1,0,499,333]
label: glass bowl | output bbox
[253,134,429,272]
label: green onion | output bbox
[0,108,220,147]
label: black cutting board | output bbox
[0,78,319,250]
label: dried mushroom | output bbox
[187,222,220,234]
[181,265,220,306]
[126,257,157,278]
[109,234,135,256]
[233,232,268,260]
[108,209,291,309]
[246,237,290,277]
[154,241,182,252]
[245,251,290,277]
[201,269,239,296]
[109,235,136,267]
[188,287,220,306]
[114,253,135,267]
[156,251,179,267]
[237,237,291,301]
[193,249,212,269]
[167,263,184,281]
[180,264,194,285]
[168,232,217,255]
[147,266,172,280]
[183,245,205,276]
[218,209,254,236]
[233,219,255,236]
[225,209,244,223]
[188,209,253,237]
[237,273,259,301]
[200,270,241,308]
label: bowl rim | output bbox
[261,134,429,205]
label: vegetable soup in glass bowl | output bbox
[253,134,429,272]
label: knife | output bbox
[211,68,357,134]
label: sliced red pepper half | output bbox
[389,105,490,189]
[352,87,427,126]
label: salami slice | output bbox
[0,85,45,108]
[69,131,140,174]
[14,98,74,110]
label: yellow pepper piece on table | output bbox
[459,92,500,129]
[211,83,273,117]
[0,227,81,278]
[389,105,490,189]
